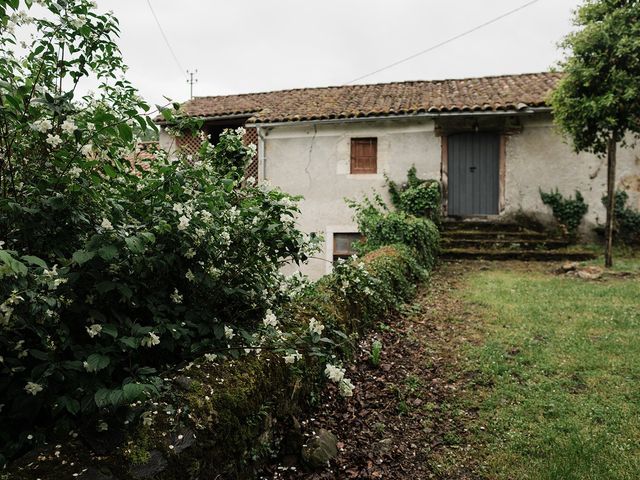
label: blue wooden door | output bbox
[447,132,500,216]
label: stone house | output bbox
[159,72,640,278]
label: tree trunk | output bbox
[604,136,617,268]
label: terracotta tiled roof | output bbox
[177,72,562,124]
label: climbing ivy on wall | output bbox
[386,166,442,225]
[540,189,589,241]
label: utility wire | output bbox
[345,0,542,85]
[146,0,187,78]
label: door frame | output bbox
[441,133,507,217]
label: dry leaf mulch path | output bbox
[263,260,489,480]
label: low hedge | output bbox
[6,242,436,479]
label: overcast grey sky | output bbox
[96,0,581,106]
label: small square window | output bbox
[333,232,362,262]
[350,138,377,174]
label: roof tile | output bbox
[177,72,561,124]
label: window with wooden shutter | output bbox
[350,138,377,174]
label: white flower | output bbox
[324,364,345,383]
[204,353,217,362]
[185,270,195,282]
[31,119,52,133]
[83,360,98,373]
[100,218,113,230]
[97,421,108,432]
[172,203,184,214]
[68,166,82,178]
[70,15,87,28]
[308,317,325,336]
[141,332,160,347]
[86,324,102,338]
[141,412,153,426]
[46,134,63,148]
[61,119,77,135]
[24,382,43,396]
[263,309,277,328]
[283,351,302,364]
[280,213,291,223]
[224,326,235,340]
[339,378,355,397]
[170,288,183,304]
[42,265,58,279]
[81,144,93,157]
[178,215,190,231]
[246,176,256,186]
[220,231,230,244]
[200,210,213,224]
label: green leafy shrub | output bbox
[386,166,441,224]
[5,243,434,478]
[601,191,640,245]
[347,194,440,269]
[540,189,589,240]
[0,0,316,465]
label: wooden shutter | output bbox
[350,138,377,174]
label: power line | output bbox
[146,0,187,78]
[345,0,543,85]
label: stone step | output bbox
[441,248,597,261]
[442,221,535,233]
[442,230,547,240]
[442,238,570,250]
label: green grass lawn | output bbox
[462,260,640,480]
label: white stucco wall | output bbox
[262,118,442,278]
[260,114,640,279]
[503,115,640,231]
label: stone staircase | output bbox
[441,220,597,261]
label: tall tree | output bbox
[550,0,640,267]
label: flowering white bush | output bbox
[0,0,319,465]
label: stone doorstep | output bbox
[443,230,547,239]
[442,238,570,250]
[440,248,597,261]
[442,221,533,233]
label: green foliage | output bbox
[103,245,436,479]
[0,0,316,465]
[386,166,441,224]
[347,194,440,269]
[0,1,442,472]
[370,339,383,367]
[602,191,640,245]
[540,189,588,240]
[550,0,640,154]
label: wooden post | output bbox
[604,136,617,268]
